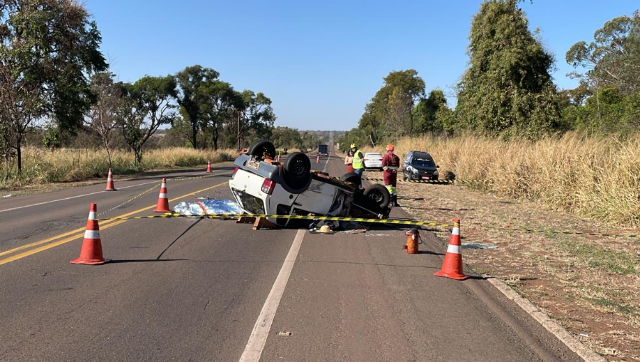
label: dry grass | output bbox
[0,147,236,190]
[364,133,640,226]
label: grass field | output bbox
[363,132,640,226]
[0,147,237,190]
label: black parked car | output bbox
[402,151,439,181]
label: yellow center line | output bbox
[0,180,229,266]
[0,220,128,266]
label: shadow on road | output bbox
[108,258,189,264]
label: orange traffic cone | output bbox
[105,168,116,191]
[316,154,320,163]
[71,203,109,265]
[154,178,171,213]
[206,160,211,173]
[434,218,467,280]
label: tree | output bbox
[0,0,107,172]
[175,65,219,149]
[456,0,560,139]
[118,75,177,166]
[86,72,123,167]
[198,80,237,150]
[237,90,275,149]
[566,12,640,96]
[414,89,448,134]
[358,70,426,142]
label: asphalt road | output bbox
[0,149,583,361]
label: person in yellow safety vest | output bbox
[382,143,400,207]
[350,143,365,176]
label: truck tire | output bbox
[283,152,311,190]
[339,172,361,188]
[364,184,390,210]
[248,140,276,159]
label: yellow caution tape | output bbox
[364,176,497,185]
[97,212,452,228]
[95,212,640,240]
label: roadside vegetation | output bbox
[362,132,640,226]
[0,146,236,189]
[0,0,324,189]
[338,0,640,226]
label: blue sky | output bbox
[84,0,639,131]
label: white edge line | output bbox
[239,229,306,362]
[486,277,606,362]
[0,170,225,214]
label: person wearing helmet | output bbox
[350,143,365,176]
[382,143,400,207]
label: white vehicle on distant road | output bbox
[363,152,383,170]
[229,140,392,227]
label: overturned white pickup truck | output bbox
[229,140,392,227]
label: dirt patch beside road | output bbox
[394,180,640,361]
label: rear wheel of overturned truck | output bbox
[339,172,362,189]
[248,139,277,159]
[282,152,312,192]
[364,184,390,210]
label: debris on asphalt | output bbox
[463,243,497,250]
[337,228,368,234]
[277,331,292,336]
[253,217,278,230]
[310,225,335,234]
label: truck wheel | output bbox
[248,140,276,159]
[339,172,361,188]
[283,152,311,190]
[364,184,390,210]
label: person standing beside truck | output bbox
[351,144,365,176]
[382,144,400,207]
[344,148,354,173]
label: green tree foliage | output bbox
[456,0,560,139]
[118,75,177,166]
[561,87,640,135]
[566,11,640,95]
[237,90,275,149]
[175,65,219,149]
[370,69,425,139]
[563,11,640,135]
[345,70,426,148]
[0,0,106,171]
[270,127,320,152]
[198,79,236,150]
[413,89,451,134]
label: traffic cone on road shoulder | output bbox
[206,160,212,173]
[71,203,109,265]
[153,178,170,213]
[105,168,116,191]
[434,218,467,280]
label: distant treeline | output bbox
[337,1,640,150]
[0,0,315,174]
